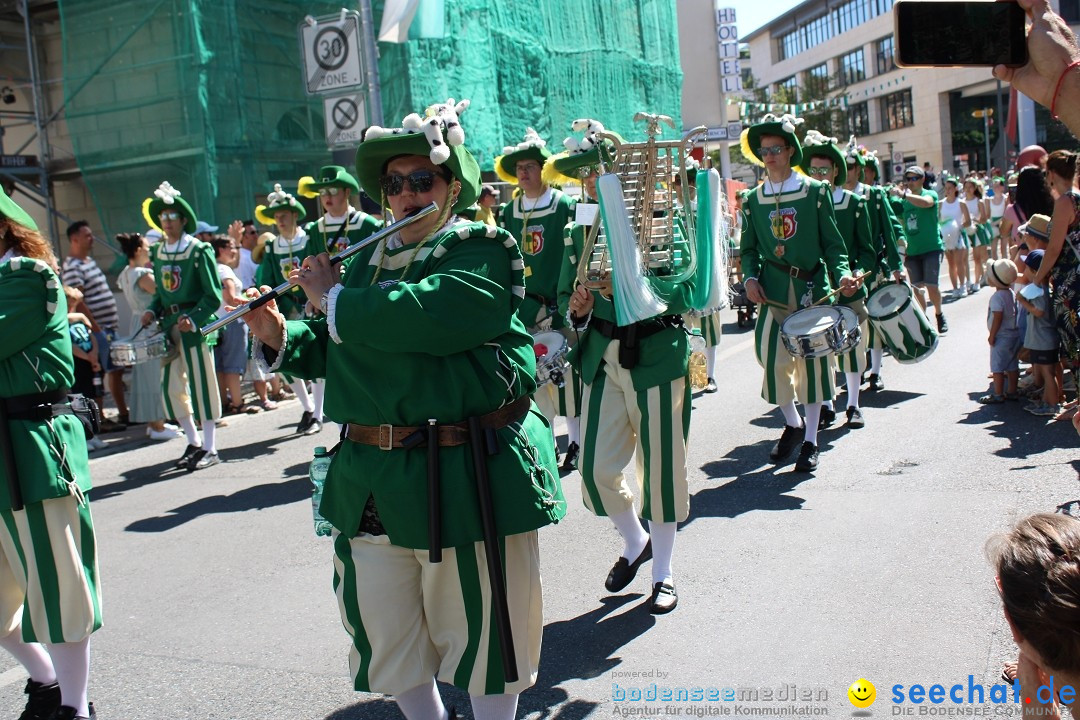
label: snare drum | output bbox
[532,331,569,388]
[779,306,849,358]
[109,332,171,367]
[834,305,862,354]
[864,283,938,363]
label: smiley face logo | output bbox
[848,679,876,709]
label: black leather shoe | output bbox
[560,441,579,473]
[18,678,60,720]
[704,377,718,393]
[303,418,323,436]
[50,702,95,720]
[794,441,819,472]
[648,581,678,614]
[194,451,220,470]
[937,313,948,333]
[867,373,884,391]
[175,444,201,469]
[605,540,652,592]
[184,448,208,472]
[846,406,865,428]
[296,410,314,434]
[768,423,805,462]
[817,406,836,431]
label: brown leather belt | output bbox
[765,258,821,281]
[345,395,531,450]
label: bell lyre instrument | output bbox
[201,202,438,336]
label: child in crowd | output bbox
[64,286,107,451]
[1015,250,1061,416]
[980,259,1022,404]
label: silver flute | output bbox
[200,201,439,336]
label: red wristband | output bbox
[1051,59,1080,120]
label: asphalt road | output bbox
[1,285,1077,720]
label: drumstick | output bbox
[811,270,875,307]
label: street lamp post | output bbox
[973,108,993,173]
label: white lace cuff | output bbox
[566,308,591,331]
[252,321,288,373]
[326,284,345,345]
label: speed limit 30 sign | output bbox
[299,13,364,95]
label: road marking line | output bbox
[0,666,26,689]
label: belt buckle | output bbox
[378,424,394,451]
[789,265,800,278]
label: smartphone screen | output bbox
[894,1,1028,67]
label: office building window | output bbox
[838,49,865,86]
[876,36,896,75]
[869,0,895,17]
[848,102,870,136]
[880,89,914,131]
[805,63,830,94]
[778,30,799,61]
[776,75,799,101]
[833,0,868,35]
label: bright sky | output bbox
[736,0,807,40]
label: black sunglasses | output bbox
[380,169,445,197]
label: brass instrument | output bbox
[577,113,708,293]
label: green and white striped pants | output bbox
[579,341,691,523]
[533,368,580,420]
[332,530,542,697]
[162,327,221,423]
[0,495,102,644]
[754,307,836,405]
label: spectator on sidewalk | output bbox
[62,220,126,431]
[212,235,255,415]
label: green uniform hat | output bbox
[860,148,881,177]
[0,185,37,231]
[142,181,198,234]
[255,183,307,225]
[354,98,479,213]
[298,165,360,198]
[842,135,866,169]
[798,130,847,187]
[543,119,619,186]
[495,128,552,184]
[746,113,804,166]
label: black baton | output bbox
[468,415,518,683]
[0,401,24,511]
[427,419,441,563]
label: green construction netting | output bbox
[57,0,682,245]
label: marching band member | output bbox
[497,128,581,470]
[0,187,101,720]
[242,99,563,720]
[140,182,224,471]
[799,132,874,429]
[299,165,383,256]
[556,119,693,614]
[254,185,325,436]
[739,115,856,472]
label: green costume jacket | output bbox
[860,184,904,275]
[0,257,91,510]
[832,188,875,304]
[740,176,852,307]
[500,188,576,329]
[304,207,382,257]
[148,235,223,346]
[266,221,565,547]
[557,222,693,391]
[256,230,323,318]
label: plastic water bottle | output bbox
[688,329,708,391]
[309,446,333,537]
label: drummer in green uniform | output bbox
[240,98,563,720]
[140,182,224,471]
[497,128,581,470]
[799,131,875,430]
[254,185,325,436]
[739,115,856,472]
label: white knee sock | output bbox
[0,627,55,683]
[201,420,216,455]
[178,415,199,446]
[649,520,678,585]
[778,400,802,428]
[395,680,449,720]
[803,402,822,446]
[845,372,861,409]
[290,380,314,413]
[870,349,883,375]
[45,638,89,717]
[565,415,580,446]
[470,693,519,720]
[610,507,649,561]
[705,346,717,377]
[312,379,326,422]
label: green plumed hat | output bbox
[0,185,36,231]
[543,119,620,186]
[298,165,360,197]
[495,128,553,184]
[843,135,866,169]
[142,181,198,234]
[746,113,804,166]
[354,99,478,213]
[798,130,847,187]
[255,184,307,225]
